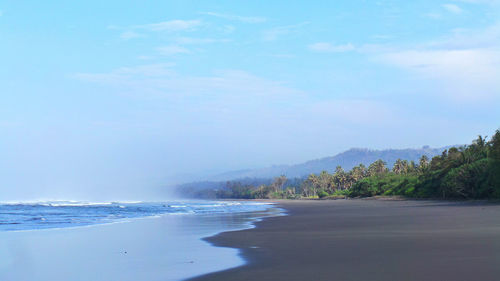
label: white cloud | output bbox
[303,100,395,125]
[357,43,396,54]
[457,0,499,4]
[442,4,463,14]
[137,20,202,32]
[379,48,500,100]
[109,20,203,40]
[368,21,500,101]
[75,64,176,82]
[174,37,230,45]
[371,34,393,40]
[137,55,154,60]
[424,12,443,19]
[74,65,302,101]
[266,54,296,58]
[199,12,266,23]
[221,25,236,34]
[156,45,191,56]
[428,22,500,49]
[308,42,355,53]
[120,31,143,40]
[262,22,309,41]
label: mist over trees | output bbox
[178,129,500,200]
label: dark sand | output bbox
[188,199,500,281]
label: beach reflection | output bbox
[0,205,282,281]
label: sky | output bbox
[1,0,500,200]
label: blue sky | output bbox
[1,0,499,200]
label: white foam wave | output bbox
[0,200,144,207]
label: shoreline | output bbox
[0,203,282,281]
[188,199,500,281]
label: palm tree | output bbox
[490,130,500,161]
[402,160,409,174]
[392,159,404,174]
[334,166,348,190]
[350,164,366,182]
[409,160,417,174]
[419,155,429,173]
[368,159,388,176]
[318,170,334,193]
[470,135,489,160]
[474,135,488,148]
[303,173,319,197]
[271,175,287,193]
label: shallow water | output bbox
[0,201,282,281]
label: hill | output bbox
[206,146,453,181]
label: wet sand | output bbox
[189,199,500,281]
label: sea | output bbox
[0,200,274,232]
[0,200,281,281]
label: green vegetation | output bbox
[182,129,500,200]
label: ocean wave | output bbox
[0,200,148,207]
[0,200,274,232]
[1,200,114,207]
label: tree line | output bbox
[186,128,500,200]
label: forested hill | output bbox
[207,146,452,181]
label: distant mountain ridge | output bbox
[206,146,454,181]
